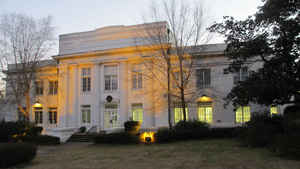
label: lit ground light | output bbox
[21,139,300,169]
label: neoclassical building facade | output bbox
[4,22,282,141]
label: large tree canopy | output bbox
[209,0,300,106]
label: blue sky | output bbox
[0,0,263,54]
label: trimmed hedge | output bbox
[0,143,37,168]
[240,113,284,147]
[124,121,140,135]
[0,121,43,142]
[93,132,139,144]
[155,127,174,143]
[173,120,210,140]
[20,135,60,145]
[274,134,300,159]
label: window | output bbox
[104,65,118,91]
[270,106,278,115]
[81,68,91,92]
[132,103,143,123]
[174,103,188,123]
[81,105,91,124]
[132,72,142,89]
[196,69,211,89]
[35,81,43,95]
[34,107,43,124]
[236,106,251,123]
[233,67,248,84]
[48,108,57,124]
[198,103,213,123]
[49,81,58,95]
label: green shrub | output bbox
[173,120,210,140]
[209,127,240,138]
[284,105,300,135]
[0,143,37,168]
[272,134,300,160]
[93,132,139,144]
[124,121,140,133]
[20,135,60,145]
[155,127,174,143]
[79,126,86,133]
[0,121,42,142]
[27,126,43,137]
[241,113,284,147]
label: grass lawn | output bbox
[21,139,300,169]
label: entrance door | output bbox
[104,103,119,129]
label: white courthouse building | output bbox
[3,22,282,142]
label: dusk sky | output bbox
[0,0,263,55]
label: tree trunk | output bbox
[25,92,31,118]
[167,60,172,128]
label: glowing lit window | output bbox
[236,106,251,123]
[81,68,91,92]
[270,106,278,115]
[174,104,188,123]
[132,103,143,123]
[81,105,91,124]
[34,107,43,124]
[198,103,213,123]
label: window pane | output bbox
[236,107,243,123]
[87,110,91,123]
[198,107,206,122]
[132,74,137,89]
[82,110,86,123]
[243,106,251,122]
[197,69,210,88]
[87,77,91,91]
[174,107,188,123]
[132,104,143,123]
[112,75,118,90]
[270,106,278,115]
[138,73,142,89]
[105,75,111,90]
[206,107,213,123]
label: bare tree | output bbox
[0,13,55,119]
[138,0,212,126]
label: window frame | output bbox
[233,67,249,84]
[35,81,44,95]
[235,106,251,123]
[81,105,91,124]
[81,68,91,93]
[34,107,43,124]
[174,103,189,123]
[132,72,143,89]
[198,102,213,124]
[196,68,211,89]
[48,80,58,95]
[48,107,57,124]
[104,65,118,91]
[131,103,143,123]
